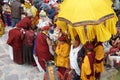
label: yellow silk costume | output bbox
[94,44,104,73]
[55,42,70,68]
[56,0,117,44]
[81,53,95,80]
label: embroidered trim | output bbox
[57,13,114,27]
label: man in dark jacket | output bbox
[10,0,23,27]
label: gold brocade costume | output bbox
[56,0,117,44]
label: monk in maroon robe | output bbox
[35,26,51,71]
[7,26,24,64]
[16,16,32,30]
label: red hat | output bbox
[42,26,50,30]
[58,35,66,41]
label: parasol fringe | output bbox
[57,13,115,27]
[66,20,115,44]
[106,17,118,35]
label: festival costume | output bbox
[56,0,117,44]
[55,41,70,69]
[93,42,104,79]
[55,35,70,75]
[81,51,95,80]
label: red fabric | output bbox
[35,33,51,70]
[87,52,95,76]
[58,67,66,76]
[42,26,50,31]
[64,69,73,80]
[110,47,119,53]
[7,28,23,64]
[7,28,23,50]
[58,35,66,41]
[23,30,35,46]
[85,43,94,50]
[13,49,23,64]
[95,72,100,79]
[44,0,49,3]
[38,60,46,71]
[118,62,120,66]
[17,17,32,30]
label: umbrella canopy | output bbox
[56,0,118,44]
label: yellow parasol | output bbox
[56,0,118,44]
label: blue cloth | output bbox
[5,13,11,26]
[47,7,56,20]
[33,34,38,54]
[33,40,36,54]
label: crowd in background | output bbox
[0,0,120,80]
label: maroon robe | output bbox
[23,30,35,46]
[35,32,51,71]
[7,28,23,64]
[23,30,35,64]
[87,51,95,79]
[17,16,32,30]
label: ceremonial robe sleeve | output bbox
[84,56,91,76]
[94,45,104,60]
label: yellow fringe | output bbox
[106,16,117,35]
[56,16,117,44]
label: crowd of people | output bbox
[0,0,120,80]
